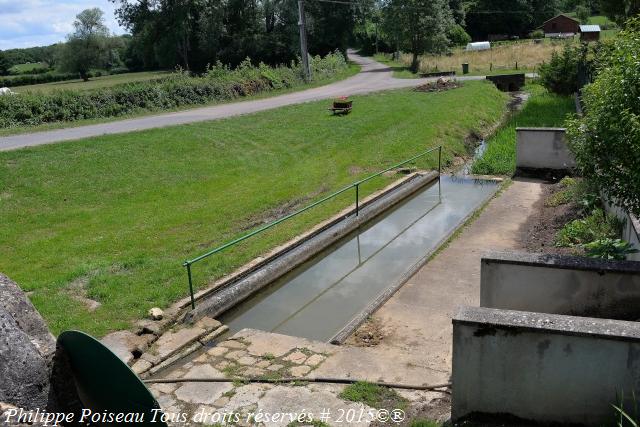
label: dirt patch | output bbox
[345,317,385,347]
[414,78,461,93]
[239,185,330,232]
[517,181,582,255]
[65,273,102,311]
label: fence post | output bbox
[438,146,442,175]
[186,263,195,309]
[355,184,360,216]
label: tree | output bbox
[0,51,10,76]
[59,8,110,80]
[575,4,591,23]
[465,0,558,39]
[382,0,454,72]
[111,0,359,71]
[600,0,640,26]
[539,45,581,95]
[566,19,640,216]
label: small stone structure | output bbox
[453,306,640,425]
[0,273,57,410]
[452,252,640,425]
[486,74,525,92]
[480,252,640,320]
[515,127,576,175]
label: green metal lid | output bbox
[57,331,169,426]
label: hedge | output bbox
[0,51,347,128]
[0,70,121,88]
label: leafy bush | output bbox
[584,238,639,260]
[0,51,347,128]
[448,24,472,47]
[529,29,545,39]
[555,208,622,247]
[566,19,640,217]
[539,45,581,95]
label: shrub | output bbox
[0,51,347,128]
[530,29,545,39]
[555,208,622,247]
[538,45,581,95]
[566,19,640,217]
[448,24,472,47]
[584,238,638,260]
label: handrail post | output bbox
[186,263,195,309]
[355,183,360,216]
[438,146,442,175]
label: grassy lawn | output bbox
[12,71,172,93]
[0,64,361,137]
[472,84,575,175]
[0,81,507,337]
[9,62,49,74]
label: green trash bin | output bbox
[462,63,469,75]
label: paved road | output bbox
[0,52,483,151]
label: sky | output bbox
[0,0,126,50]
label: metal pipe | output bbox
[145,376,451,392]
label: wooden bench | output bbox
[328,106,352,115]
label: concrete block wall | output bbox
[480,252,640,320]
[452,306,640,425]
[515,128,576,172]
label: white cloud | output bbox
[0,0,125,50]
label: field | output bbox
[8,62,49,74]
[0,81,508,336]
[12,71,171,93]
[374,40,567,78]
[472,84,576,175]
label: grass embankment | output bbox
[375,40,566,78]
[13,71,171,93]
[0,81,507,336]
[472,84,575,175]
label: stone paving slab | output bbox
[149,330,444,426]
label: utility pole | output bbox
[298,0,311,81]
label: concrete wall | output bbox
[453,306,640,425]
[480,252,640,320]
[604,200,640,262]
[515,127,576,171]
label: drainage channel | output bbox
[215,175,499,343]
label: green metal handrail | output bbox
[183,145,442,309]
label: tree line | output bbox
[1,0,637,79]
